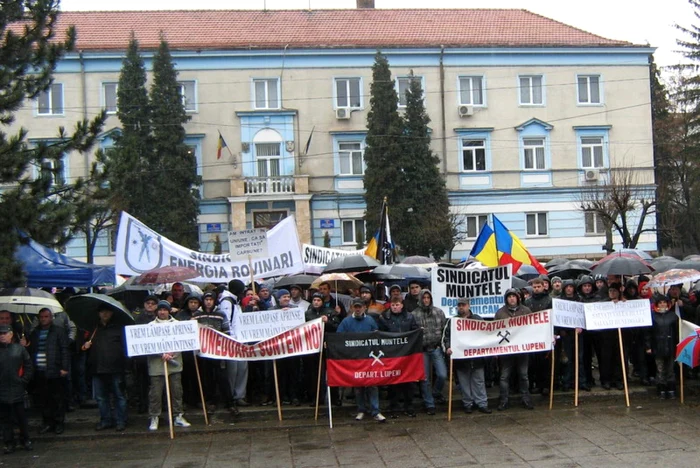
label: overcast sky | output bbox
[60,0,698,69]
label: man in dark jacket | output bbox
[578,275,602,389]
[29,308,69,434]
[134,295,159,414]
[524,277,552,396]
[495,289,533,410]
[0,324,34,453]
[82,308,127,431]
[411,289,447,414]
[645,296,679,398]
[379,297,419,417]
[444,298,491,414]
[599,284,624,390]
[403,280,422,313]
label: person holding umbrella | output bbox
[81,308,127,432]
[0,324,34,454]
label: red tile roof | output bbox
[50,9,633,51]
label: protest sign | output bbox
[431,264,512,318]
[228,228,268,258]
[115,211,303,282]
[233,307,306,343]
[302,244,365,274]
[198,318,324,361]
[325,330,425,387]
[584,299,652,330]
[124,320,200,357]
[552,299,587,329]
[449,310,553,358]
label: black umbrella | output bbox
[0,287,64,314]
[545,258,570,269]
[515,264,540,281]
[402,255,434,265]
[650,256,680,274]
[674,259,700,271]
[355,264,430,282]
[323,255,381,273]
[590,255,654,276]
[569,258,595,269]
[683,254,700,261]
[274,274,319,289]
[65,293,135,331]
[511,277,528,289]
[547,261,591,280]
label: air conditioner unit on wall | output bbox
[585,169,600,181]
[336,108,351,120]
[458,105,474,117]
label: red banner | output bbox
[198,318,324,361]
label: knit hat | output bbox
[144,294,159,304]
[276,289,291,300]
[0,324,11,333]
[551,276,563,284]
[311,292,324,300]
[389,284,402,293]
[156,300,172,311]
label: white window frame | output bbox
[526,212,548,237]
[338,141,364,176]
[580,136,605,169]
[252,78,280,110]
[523,138,546,171]
[254,142,281,178]
[395,76,423,108]
[341,219,365,245]
[458,75,485,106]
[577,74,602,105]
[102,82,118,114]
[37,157,67,187]
[36,83,64,116]
[334,77,363,109]
[465,214,489,240]
[584,211,606,236]
[518,75,544,106]
[177,80,197,112]
[461,139,487,172]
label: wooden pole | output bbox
[618,328,630,407]
[327,386,333,429]
[678,317,685,404]
[574,332,579,407]
[447,357,454,422]
[192,353,209,425]
[273,360,283,421]
[548,349,555,410]
[249,255,256,295]
[163,360,175,440]
[315,348,325,421]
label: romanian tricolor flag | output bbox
[217,132,228,160]
[365,198,394,264]
[493,216,547,274]
[469,223,499,267]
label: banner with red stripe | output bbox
[325,330,425,387]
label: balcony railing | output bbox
[244,176,295,195]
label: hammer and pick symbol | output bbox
[369,350,385,366]
[497,330,511,344]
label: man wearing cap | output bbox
[82,308,127,432]
[444,298,491,414]
[194,293,230,411]
[495,289,534,410]
[337,298,386,423]
[412,289,448,414]
[550,277,563,298]
[134,295,159,413]
[383,285,403,310]
[0,324,34,454]
[29,308,70,434]
[257,283,277,309]
[289,285,310,311]
[147,301,191,431]
[305,293,344,405]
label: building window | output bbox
[342,219,365,245]
[37,83,64,115]
[102,82,118,114]
[581,136,605,168]
[396,76,422,107]
[577,75,601,104]
[338,141,364,175]
[519,75,543,105]
[255,142,281,177]
[335,78,362,108]
[108,226,118,254]
[584,211,605,235]
[253,78,280,109]
[523,138,546,170]
[461,139,486,172]
[526,212,548,237]
[178,81,197,112]
[458,76,484,106]
[465,215,488,239]
[253,211,287,230]
[39,158,66,186]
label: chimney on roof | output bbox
[357,0,375,8]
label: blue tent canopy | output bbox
[14,236,115,288]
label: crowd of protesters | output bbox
[1,271,697,453]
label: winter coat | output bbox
[525,292,552,312]
[337,314,378,333]
[494,304,532,320]
[87,321,126,375]
[403,294,420,314]
[0,342,33,404]
[442,313,485,369]
[29,324,70,379]
[193,308,230,334]
[305,304,344,333]
[411,289,447,350]
[645,310,679,359]
[668,293,696,324]
[147,317,183,376]
[378,309,418,333]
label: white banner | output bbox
[234,307,306,343]
[431,264,512,318]
[584,299,652,330]
[115,212,304,282]
[450,310,553,358]
[301,244,365,274]
[124,320,201,357]
[228,228,268,258]
[552,299,586,329]
[199,318,324,361]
